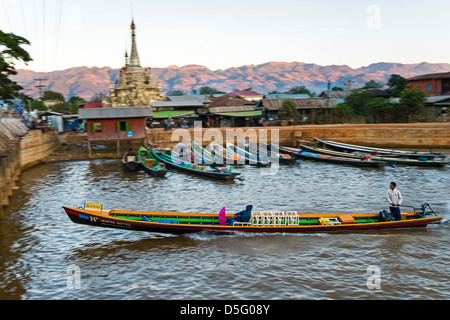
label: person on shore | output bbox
[387,181,402,221]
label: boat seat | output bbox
[338,214,355,224]
[233,221,252,226]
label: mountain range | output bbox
[11,61,450,101]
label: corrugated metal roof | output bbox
[262,98,336,111]
[407,72,450,81]
[79,107,153,119]
[264,94,310,99]
[213,110,262,117]
[152,101,205,108]
[209,105,256,113]
[152,110,195,118]
[166,95,212,103]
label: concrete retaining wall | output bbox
[146,123,450,149]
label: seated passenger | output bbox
[233,205,253,222]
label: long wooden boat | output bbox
[137,146,167,177]
[226,142,271,167]
[121,151,141,171]
[209,142,244,164]
[62,203,442,234]
[151,149,240,181]
[279,145,386,167]
[301,145,449,167]
[191,141,233,165]
[314,137,446,160]
[243,140,297,164]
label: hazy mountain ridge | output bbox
[11,61,450,100]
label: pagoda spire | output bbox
[129,19,141,67]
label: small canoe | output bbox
[301,145,449,167]
[226,142,271,167]
[62,203,442,234]
[151,149,240,181]
[243,140,297,164]
[121,151,141,171]
[314,137,446,160]
[279,145,386,168]
[137,146,167,177]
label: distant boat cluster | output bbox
[121,138,448,181]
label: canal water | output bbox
[0,156,449,300]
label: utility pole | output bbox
[34,78,47,100]
[326,80,331,121]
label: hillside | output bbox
[11,61,450,100]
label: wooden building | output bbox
[261,98,337,124]
[407,72,450,96]
[78,106,153,156]
[208,95,261,127]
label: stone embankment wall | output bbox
[0,119,60,215]
[0,119,27,215]
[20,130,61,169]
[147,122,450,149]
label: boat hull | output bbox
[314,137,445,160]
[138,147,168,177]
[152,149,239,180]
[62,206,442,234]
[280,146,385,167]
[122,161,141,171]
[300,145,448,167]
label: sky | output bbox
[1,0,450,72]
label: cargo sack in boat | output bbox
[378,210,392,222]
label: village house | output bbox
[78,106,153,156]
[207,94,261,127]
[261,97,337,124]
[223,90,264,102]
[406,72,450,96]
[150,95,211,127]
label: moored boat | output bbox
[226,142,271,167]
[121,150,141,171]
[243,140,297,164]
[301,145,449,167]
[138,146,168,177]
[314,137,446,160]
[279,145,386,167]
[62,202,442,234]
[151,148,240,181]
[209,142,243,164]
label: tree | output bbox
[43,90,65,101]
[363,80,383,89]
[199,86,225,95]
[30,99,47,111]
[68,96,86,105]
[0,30,32,100]
[330,103,354,123]
[397,87,426,122]
[278,100,299,119]
[331,86,344,91]
[284,86,315,97]
[363,97,395,123]
[343,79,355,91]
[386,74,407,98]
[344,89,374,116]
[166,90,185,96]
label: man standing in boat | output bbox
[387,182,403,221]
